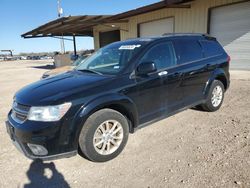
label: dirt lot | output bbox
[0,60,249,188]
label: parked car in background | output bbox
[26,56,34,60]
[40,55,53,60]
[6,34,230,162]
[20,56,27,60]
[26,56,42,60]
[4,56,15,61]
[41,54,90,79]
[33,56,40,60]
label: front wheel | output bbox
[201,80,225,112]
[78,109,129,162]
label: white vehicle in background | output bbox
[40,56,48,60]
[4,56,14,61]
[20,56,27,60]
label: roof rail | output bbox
[203,34,217,40]
[162,33,217,40]
[162,33,204,36]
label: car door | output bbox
[173,38,212,106]
[133,41,183,124]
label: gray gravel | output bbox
[0,60,250,188]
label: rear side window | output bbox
[200,40,224,57]
[173,39,203,64]
[141,42,177,70]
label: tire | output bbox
[201,80,225,112]
[78,108,129,162]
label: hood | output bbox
[42,66,74,78]
[15,70,112,106]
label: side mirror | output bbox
[137,61,157,75]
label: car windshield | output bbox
[72,56,88,66]
[75,41,147,75]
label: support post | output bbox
[60,36,65,54]
[73,35,77,56]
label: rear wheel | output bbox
[201,80,225,112]
[78,109,129,162]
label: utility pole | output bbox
[57,0,65,54]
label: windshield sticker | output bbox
[119,45,141,50]
[114,65,120,69]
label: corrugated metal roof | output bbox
[22,0,193,38]
[21,15,117,38]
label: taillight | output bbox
[227,55,231,63]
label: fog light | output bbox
[27,143,48,156]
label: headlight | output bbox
[27,102,72,122]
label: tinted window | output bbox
[200,40,224,57]
[141,42,176,70]
[173,39,203,64]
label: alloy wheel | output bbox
[93,120,124,155]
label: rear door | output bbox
[173,38,212,106]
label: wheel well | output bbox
[77,103,135,154]
[215,75,228,90]
[102,104,135,133]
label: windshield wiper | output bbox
[77,69,103,75]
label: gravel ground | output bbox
[0,60,249,188]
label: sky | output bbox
[0,0,159,54]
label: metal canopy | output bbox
[22,0,194,39]
[21,15,126,38]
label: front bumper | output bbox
[5,116,77,160]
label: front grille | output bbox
[11,101,30,123]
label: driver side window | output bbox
[141,42,177,70]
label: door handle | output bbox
[189,71,196,76]
[158,71,168,76]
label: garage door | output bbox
[210,1,250,70]
[139,17,174,37]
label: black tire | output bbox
[78,108,129,162]
[201,80,225,112]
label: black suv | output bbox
[6,34,230,162]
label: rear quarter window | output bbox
[199,40,224,58]
[173,39,203,64]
